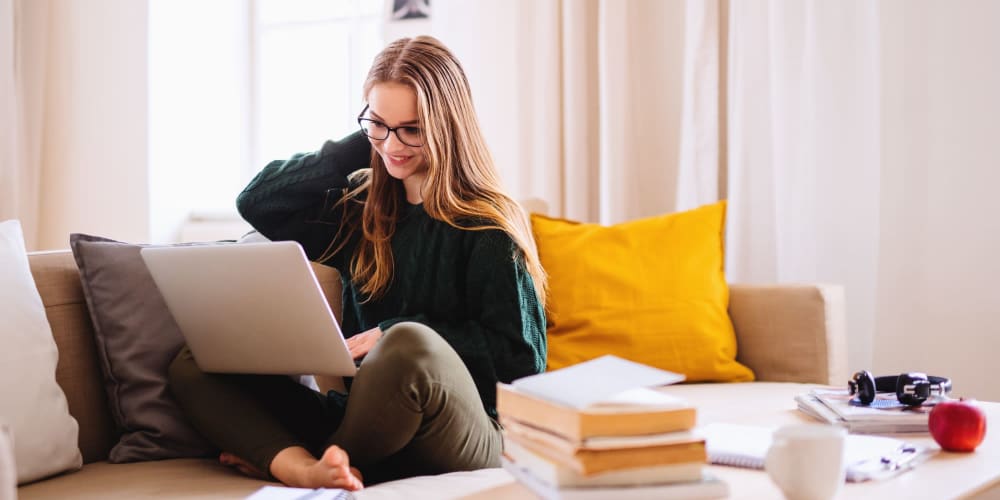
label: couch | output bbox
[18,249,848,499]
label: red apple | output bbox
[929,398,987,452]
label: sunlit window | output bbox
[252,0,383,169]
[148,0,385,242]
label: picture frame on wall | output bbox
[391,0,430,21]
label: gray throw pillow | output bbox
[69,234,216,462]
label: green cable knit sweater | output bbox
[236,131,546,417]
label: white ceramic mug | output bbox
[765,423,846,500]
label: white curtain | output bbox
[431,0,721,224]
[432,0,883,371]
[0,0,49,251]
[677,0,726,211]
[725,0,881,370]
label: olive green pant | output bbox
[168,322,502,484]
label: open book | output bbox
[497,384,695,441]
[701,423,935,482]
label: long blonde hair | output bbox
[321,36,547,306]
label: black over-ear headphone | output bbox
[847,370,952,407]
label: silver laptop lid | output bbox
[141,241,357,377]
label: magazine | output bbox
[795,389,931,434]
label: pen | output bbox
[846,444,927,482]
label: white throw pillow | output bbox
[0,220,82,483]
[0,423,15,500]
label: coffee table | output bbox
[464,382,1000,499]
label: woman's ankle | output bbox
[269,446,316,487]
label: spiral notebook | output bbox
[245,486,354,500]
[701,423,935,482]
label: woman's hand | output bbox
[346,326,383,360]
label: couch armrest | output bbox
[728,284,848,385]
[310,262,348,394]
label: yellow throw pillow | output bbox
[531,201,754,382]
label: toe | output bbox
[321,445,349,468]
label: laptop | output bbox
[140,241,357,377]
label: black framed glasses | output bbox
[357,105,424,147]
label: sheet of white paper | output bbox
[511,355,685,409]
[591,387,687,408]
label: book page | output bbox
[589,387,687,410]
[503,417,701,451]
[511,355,685,409]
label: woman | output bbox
[168,36,547,490]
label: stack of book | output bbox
[795,389,932,434]
[496,356,728,499]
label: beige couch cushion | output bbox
[28,251,116,464]
[18,459,268,499]
[17,459,513,500]
[730,284,847,385]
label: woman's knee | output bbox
[367,322,452,370]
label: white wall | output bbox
[37,0,149,249]
[876,0,1000,400]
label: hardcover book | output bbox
[496,383,695,441]
[504,424,707,475]
[501,417,701,453]
[502,457,728,500]
[503,436,704,488]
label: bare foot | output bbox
[270,445,364,491]
[219,452,267,479]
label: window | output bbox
[251,0,384,172]
[148,0,384,243]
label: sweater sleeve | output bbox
[236,131,371,264]
[378,231,547,416]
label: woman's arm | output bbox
[378,231,547,416]
[236,131,371,262]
